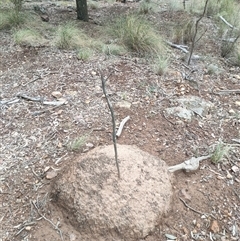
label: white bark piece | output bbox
[116,116,130,137]
[168,155,211,172]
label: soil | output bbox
[0,1,240,241]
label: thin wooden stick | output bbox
[187,0,209,65]
[100,71,120,178]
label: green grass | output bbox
[0,10,25,29]
[77,48,93,61]
[211,142,231,164]
[138,0,153,14]
[153,55,169,75]
[55,22,103,51]
[107,14,165,56]
[102,44,127,56]
[67,135,87,152]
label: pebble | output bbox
[210,220,220,233]
[51,91,62,99]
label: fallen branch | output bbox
[116,116,130,137]
[17,93,66,106]
[219,15,238,30]
[0,98,19,105]
[31,102,65,116]
[232,139,240,144]
[179,197,216,219]
[165,40,189,53]
[216,89,240,95]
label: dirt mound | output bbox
[51,145,173,241]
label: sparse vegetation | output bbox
[153,55,169,75]
[88,0,99,10]
[102,44,126,56]
[211,142,231,164]
[77,48,93,60]
[138,0,152,14]
[67,135,87,152]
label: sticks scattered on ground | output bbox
[179,197,216,219]
[17,93,67,106]
[165,40,189,53]
[32,200,64,240]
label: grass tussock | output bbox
[138,0,153,14]
[211,142,231,164]
[67,135,87,152]
[102,44,127,56]
[107,14,165,56]
[55,22,103,51]
[77,48,93,61]
[14,28,45,46]
[173,18,197,44]
[153,55,169,75]
[0,10,25,29]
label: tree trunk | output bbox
[76,0,88,22]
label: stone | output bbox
[51,91,62,99]
[115,101,131,109]
[210,220,220,233]
[46,170,57,179]
[51,145,172,241]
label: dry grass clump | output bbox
[55,22,103,51]
[107,14,165,56]
[0,10,25,29]
[13,28,45,46]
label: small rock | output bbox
[46,170,57,179]
[182,226,189,235]
[179,188,191,201]
[232,165,239,173]
[210,220,220,233]
[229,109,235,114]
[235,101,240,106]
[91,71,96,76]
[69,233,76,241]
[51,91,62,99]
[115,101,131,109]
[86,143,94,148]
[226,170,233,179]
[25,226,31,231]
[41,14,49,22]
[165,233,177,240]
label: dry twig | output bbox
[100,70,120,178]
[32,200,64,240]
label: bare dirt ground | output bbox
[0,1,240,241]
